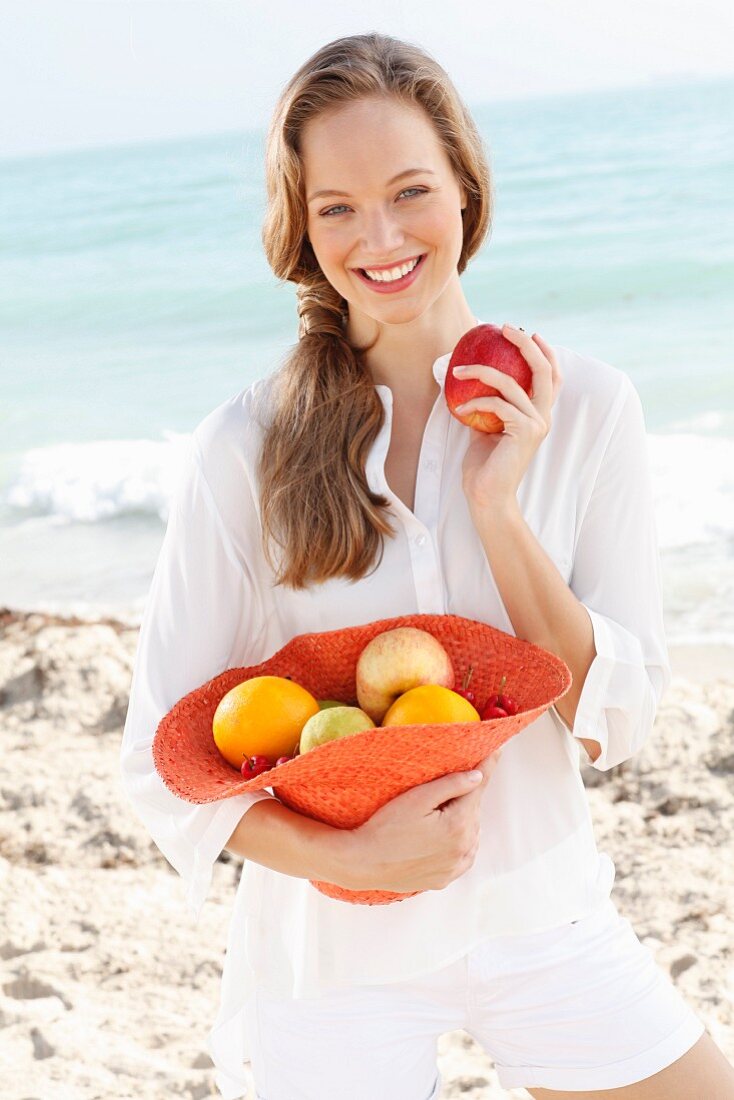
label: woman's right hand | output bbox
[344,749,503,893]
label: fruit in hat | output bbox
[299,705,375,754]
[454,664,477,707]
[356,627,454,723]
[382,684,481,726]
[480,673,521,718]
[212,675,319,769]
[444,322,533,434]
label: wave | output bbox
[0,431,191,524]
[1,427,732,556]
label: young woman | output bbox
[120,32,734,1100]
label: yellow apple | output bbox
[299,705,375,754]
[355,627,454,723]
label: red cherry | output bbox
[480,704,509,720]
[250,754,271,768]
[455,666,477,706]
[455,688,477,706]
[275,755,292,766]
[482,674,517,716]
[241,755,272,778]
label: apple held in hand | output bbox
[355,627,454,723]
[445,322,533,433]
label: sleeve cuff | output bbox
[186,789,278,922]
[554,605,658,773]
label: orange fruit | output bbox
[212,675,320,768]
[382,684,480,726]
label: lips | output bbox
[354,253,427,293]
[354,253,424,275]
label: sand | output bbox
[0,606,732,1099]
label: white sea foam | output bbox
[3,425,730,644]
[3,427,732,557]
[649,430,734,550]
[1,431,191,524]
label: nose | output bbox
[358,207,407,261]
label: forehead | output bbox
[301,98,445,184]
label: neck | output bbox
[346,287,479,397]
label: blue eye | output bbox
[319,187,428,217]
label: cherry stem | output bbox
[462,665,474,691]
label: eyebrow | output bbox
[307,168,436,203]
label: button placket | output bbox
[414,401,446,525]
[407,392,450,612]
[410,531,444,613]
[369,377,448,614]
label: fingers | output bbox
[479,747,503,783]
[453,363,536,418]
[532,332,563,401]
[454,335,560,423]
[458,752,502,800]
[501,325,557,413]
[456,393,523,429]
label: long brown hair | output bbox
[257,32,492,589]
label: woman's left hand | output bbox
[458,325,563,513]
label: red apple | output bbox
[444,323,533,434]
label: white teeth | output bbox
[362,256,421,282]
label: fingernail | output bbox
[468,771,483,782]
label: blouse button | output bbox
[415,534,427,547]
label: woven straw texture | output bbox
[153,613,571,905]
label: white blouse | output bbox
[119,332,671,1100]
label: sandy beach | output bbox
[1,605,732,1099]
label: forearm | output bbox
[225,797,357,885]
[471,500,601,763]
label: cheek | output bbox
[420,202,461,243]
[309,225,348,268]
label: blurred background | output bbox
[1,1,733,655]
[2,5,733,1099]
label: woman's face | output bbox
[301,96,468,326]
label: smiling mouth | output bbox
[353,252,424,274]
[354,253,427,289]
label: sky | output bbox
[1,0,732,159]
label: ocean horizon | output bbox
[2,75,733,646]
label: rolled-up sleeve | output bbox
[553,376,671,771]
[119,432,277,922]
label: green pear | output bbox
[299,706,375,754]
[317,699,346,710]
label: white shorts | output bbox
[247,896,706,1099]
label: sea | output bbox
[1,76,733,649]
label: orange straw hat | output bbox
[153,613,571,905]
